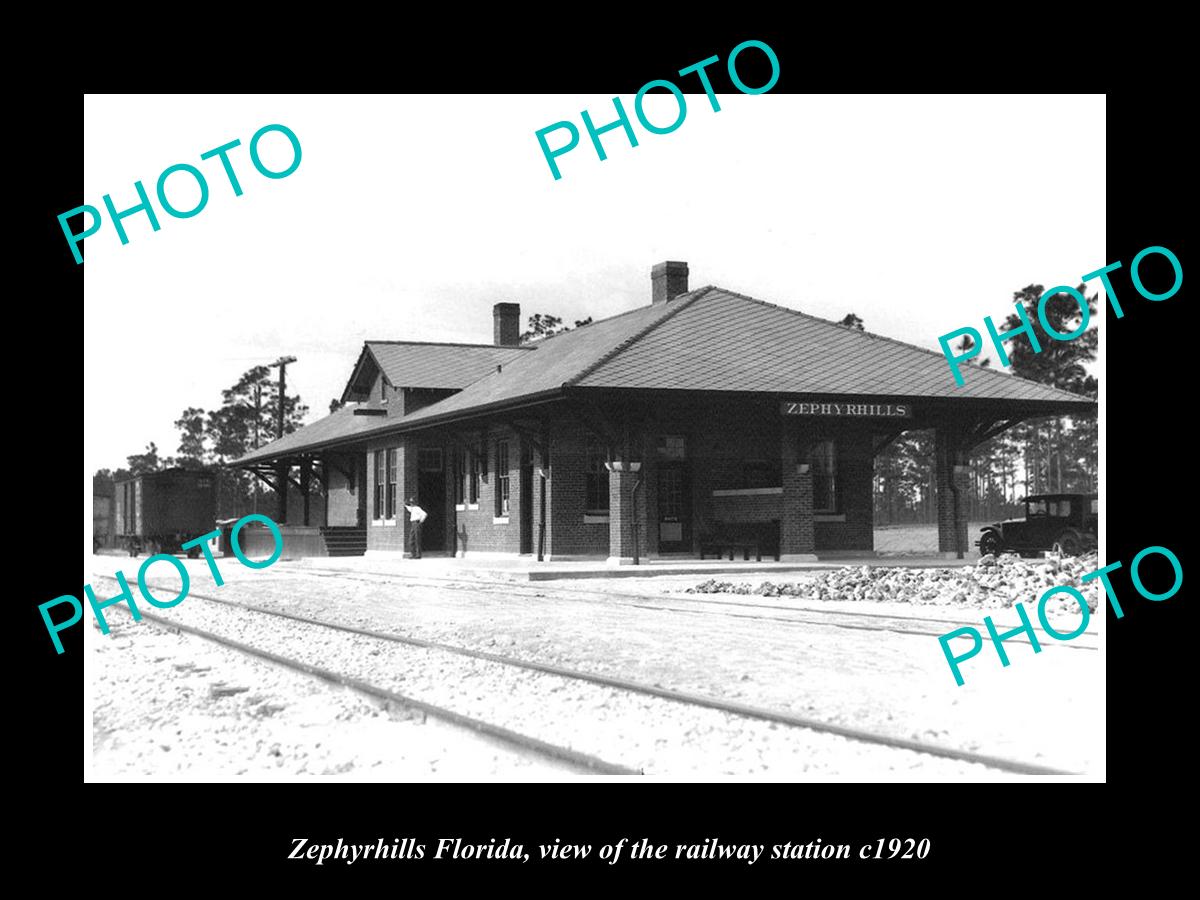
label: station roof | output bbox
[341,340,531,401]
[235,286,1095,465]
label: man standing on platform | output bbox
[404,496,427,558]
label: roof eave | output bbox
[229,388,568,467]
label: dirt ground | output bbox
[873,522,991,554]
[90,608,591,781]
[87,552,1103,780]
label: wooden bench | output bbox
[698,521,780,561]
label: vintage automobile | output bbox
[976,493,1098,558]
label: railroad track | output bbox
[102,602,640,776]
[95,573,1079,776]
[294,566,1098,650]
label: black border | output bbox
[30,24,1187,883]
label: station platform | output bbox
[293,553,978,582]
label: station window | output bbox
[374,450,386,519]
[386,448,398,519]
[586,440,610,515]
[811,440,838,513]
[495,440,510,516]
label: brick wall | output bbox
[780,423,815,555]
[545,403,787,558]
[935,427,970,554]
[546,426,609,557]
[367,371,404,416]
[710,492,783,523]
[365,437,408,552]
[344,399,891,558]
[607,467,639,561]
[283,485,326,527]
[324,451,360,526]
[454,427,523,555]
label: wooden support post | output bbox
[275,462,288,524]
[319,461,329,527]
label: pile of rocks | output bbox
[687,552,1101,613]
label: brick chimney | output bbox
[651,261,689,304]
[493,302,520,347]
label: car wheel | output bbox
[1053,532,1082,557]
[979,532,1003,557]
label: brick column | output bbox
[935,427,970,557]
[606,463,644,565]
[780,427,816,561]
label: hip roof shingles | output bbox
[236,286,1091,464]
[578,289,1089,403]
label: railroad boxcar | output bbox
[112,468,217,557]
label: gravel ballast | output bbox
[90,555,1103,778]
[96,587,1021,779]
[92,612,590,780]
[687,553,1103,620]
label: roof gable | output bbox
[341,340,531,402]
[235,296,703,464]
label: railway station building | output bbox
[232,262,1095,563]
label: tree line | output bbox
[866,284,1098,525]
[94,365,310,523]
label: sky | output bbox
[83,94,1105,472]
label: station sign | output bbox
[781,401,912,418]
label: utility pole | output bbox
[269,356,296,439]
[268,356,297,524]
[252,382,262,514]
